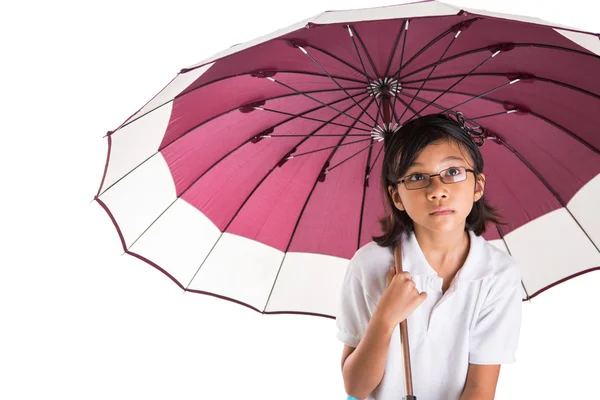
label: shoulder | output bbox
[347,241,394,293]
[479,236,522,291]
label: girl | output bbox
[336,113,522,400]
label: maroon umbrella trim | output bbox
[94,194,599,318]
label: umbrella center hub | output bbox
[371,123,401,142]
[367,77,401,98]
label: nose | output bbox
[427,174,449,200]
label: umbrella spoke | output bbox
[397,88,515,127]
[257,134,370,138]
[263,97,377,311]
[283,138,372,160]
[292,43,379,126]
[99,90,370,199]
[402,46,507,126]
[403,72,600,101]
[347,25,386,127]
[469,110,516,120]
[399,86,600,154]
[389,19,479,80]
[399,42,600,82]
[384,21,406,78]
[131,93,373,260]
[116,71,370,133]
[390,20,409,126]
[498,140,600,258]
[266,74,374,129]
[302,43,373,81]
[393,94,422,121]
[494,225,533,302]
[404,77,521,114]
[155,86,368,149]
[368,142,384,180]
[398,25,462,123]
[326,140,379,175]
[254,105,372,132]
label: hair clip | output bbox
[445,110,486,147]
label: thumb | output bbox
[387,265,395,285]
[418,291,428,302]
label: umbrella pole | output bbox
[382,93,417,400]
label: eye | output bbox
[408,173,426,181]
[446,167,461,176]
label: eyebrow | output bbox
[408,155,465,167]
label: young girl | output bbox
[336,113,522,400]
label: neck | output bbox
[412,225,470,274]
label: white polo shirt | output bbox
[335,229,522,400]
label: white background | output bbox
[1,0,599,398]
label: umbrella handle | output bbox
[394,244,416,400]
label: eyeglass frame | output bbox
[396,166,476,190]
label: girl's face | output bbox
[387,139,485,233]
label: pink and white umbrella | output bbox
[94,0,600,324]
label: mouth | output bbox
[429,209,454,215]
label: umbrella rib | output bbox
[398,25,461,123]
[302,42,373,81]
[184,95,373,290]
[357,135,377,251]
[326,140,380,174]
[256,104,372,132]
[390,20,409,126]
[498,140,600,257]
[408,79,521,114]
[494,225,533,302]
[351,25,380,79]
[112,91,370,254]
[384,20,406,78]
[280,138,373,159]
[399,86,600,154]
[404,72,600,101]
[402,48,505,126]
[114,71,368,133]
[399,42,600,81]
[267,75,375,130]
[389,18,480,79]
[293,44,379,126]
[262,97,377,312]
[259,134,370,138]
[469,110,514,120]
[347,25,386,127]
[393,93,422,122]
[97,89,368,199]
[160,86,368,150]
[397,87,506,124]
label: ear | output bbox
[388,184,405,211]
[474,172,486,202]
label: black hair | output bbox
[372,113,506,248]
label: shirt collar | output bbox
[397,229,492,283]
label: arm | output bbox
[459,364,501,400]
[341,311,395,400]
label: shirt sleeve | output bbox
[469,264,523,365]
[335,255,376,348]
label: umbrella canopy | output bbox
[94,0,600,319]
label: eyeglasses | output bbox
[397,166,475,190]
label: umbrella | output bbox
[94,1,600,398]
